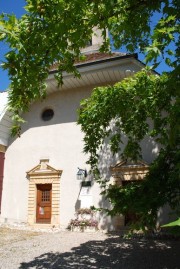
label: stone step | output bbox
[30,223,57,229]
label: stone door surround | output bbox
[110,159,149,228]
[27,159,62,226]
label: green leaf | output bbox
[161,218,180,227]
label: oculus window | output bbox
[41,108,54,121]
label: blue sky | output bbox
[0,1,174,92]
[0,0,26,92]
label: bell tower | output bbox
[81,27,109,54]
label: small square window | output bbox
[86,38,92,47]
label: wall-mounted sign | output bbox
[39,207,44,215]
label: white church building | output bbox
[0,30,169,231]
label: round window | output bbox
[41,108,54,121]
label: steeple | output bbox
[81,27,108,55]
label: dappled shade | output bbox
[19,235,180,269]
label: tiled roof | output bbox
[49,52,126,71]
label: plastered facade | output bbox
[0,43,164,230]
[0,84,159,230]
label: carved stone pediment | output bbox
[110,159,149,182]
[27,159,62,178]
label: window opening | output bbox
[41,108,54,121]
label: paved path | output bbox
[0,226,179,269]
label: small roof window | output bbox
[41,108,54,121]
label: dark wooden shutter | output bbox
[0,152,5,213]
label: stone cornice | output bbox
[0,144,6,153]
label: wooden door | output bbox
[122,180,141,226]
[36,184,52,223]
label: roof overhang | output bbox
[46,54,145,94]
[0,53,146,147]
[0,92,11,146]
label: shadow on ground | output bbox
[19,235,179,269]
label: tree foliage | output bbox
[0,0,179,133]
[79,71,173,167]
[78,70,180,229]
[0,0,179,229]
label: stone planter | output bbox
[78,214,92,220]
[69,208,98,232]
[70,225,98,232]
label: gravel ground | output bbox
[0,225,179,269]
